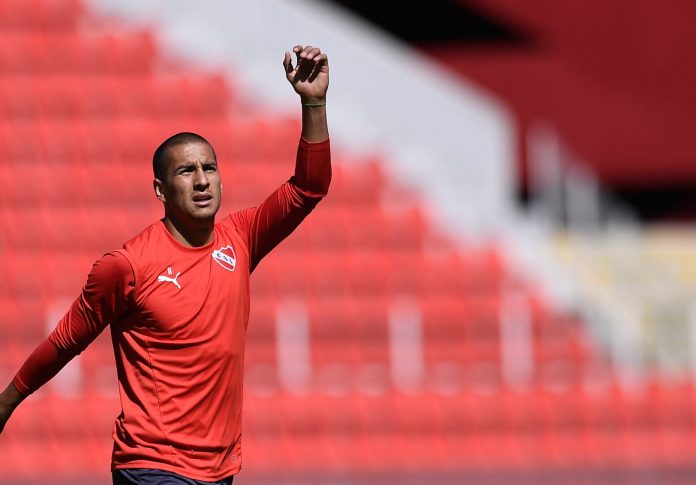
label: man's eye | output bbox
[205,166,217,172]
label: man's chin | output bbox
[191,208,218,220]
[185,202,218,219]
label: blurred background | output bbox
[1,0,696,483]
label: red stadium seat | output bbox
[345,249,389,295]
[0,33,45,73]
[305,250,352,296]
[0,0,81,31]
[80,31,155,74]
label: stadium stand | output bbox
[0,0,695,483]
[552,228,696,376]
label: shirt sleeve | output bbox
[12,251,135,397]
[230,137,331,272]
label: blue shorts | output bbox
[112,468,234,485]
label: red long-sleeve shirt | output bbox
[12,137,330,481]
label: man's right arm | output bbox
[0,382,24,433]
[0,251,135,433]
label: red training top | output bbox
[12,138,331,481]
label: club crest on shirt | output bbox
[212,245,236,272]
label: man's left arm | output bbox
[230,45,331,271]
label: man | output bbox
[0,44,331,484]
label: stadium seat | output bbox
[0,0,81,31]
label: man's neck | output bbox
[161,216,215,247]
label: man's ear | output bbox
[153,179,166,202]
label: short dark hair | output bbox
[152,132,216,180]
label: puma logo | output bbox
[158,267,181,289]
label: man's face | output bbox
[155,142,222,225]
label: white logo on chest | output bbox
[212,245,236,272]
[157,266,182,289]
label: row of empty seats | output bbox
[2,384,696,478]
[0,31,154,73]
[0,0,81,31]
[0,74,230,118]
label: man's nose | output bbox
[193,167,209,189]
